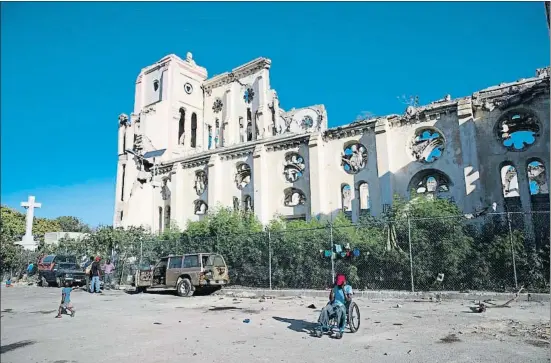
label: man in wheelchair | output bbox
[316,273,353,339]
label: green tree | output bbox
[55,216,91,233]
[391,195,474,291]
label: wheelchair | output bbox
[313,300,361,339]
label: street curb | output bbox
[218,288,550,302]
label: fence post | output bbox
[268,229,272,290]
[507,212,519,289]
[329,223,335,283]
[407,215,415,293]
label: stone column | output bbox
[253,145,270,224]
[373,120,393,216]
[223,89,233,145]
[308,133,327,219]
[114,159,125,227]
[207,154,222,209]
[516,168,536,245]
[118,123,126,155]
[255,70,270,140]
[457,99,483,211]
[170,163,185,229]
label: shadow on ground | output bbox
[124,288,219,297]
[1,340,36,354]
[272,316,316,334]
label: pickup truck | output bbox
[37,254,87,287]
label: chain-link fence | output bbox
[9,211,549,293]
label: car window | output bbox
[42,256,54,264]
[168,257,183,269]
[55,255,77,264]
[201,255,209,267]
[183,255,199,268]
[213,256,225,267]
[205,255,225,267]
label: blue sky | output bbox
[1,2,549,227]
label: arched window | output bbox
[191,113,197,148]
[341,184,352,213]
[247,108,253,141]
[500,162,522,213]
[158,207,163,233]
[120,164,126,202]
[527,160,549,196]
[357,182,370,216]
[178,108,186,145]
[501,164,520,198]
[526,159,550,248]
[408,169,452,199]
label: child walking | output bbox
[55,281,76,318]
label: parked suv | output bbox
[132,253,229,297]
[37,254,86,287]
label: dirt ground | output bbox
[1,285,549,363]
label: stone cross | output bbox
[16,196,42,251]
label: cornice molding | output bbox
[219,148,255,161]
[203,58,271,91]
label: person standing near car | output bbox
[84,256,94,292]
[90,256,102,293]
[103,259,115,290]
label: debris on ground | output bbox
[471,287,525,312]
[243,319,250,323]
[307,304,316,309]
[439,334,461,343]
[470,303,487,313]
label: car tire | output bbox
[176,278,194,297]
[136,286,147,293]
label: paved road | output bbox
[1,286,549,363]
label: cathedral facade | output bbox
[114,53,550,234]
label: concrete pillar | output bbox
[516,167,536,245]
[118,123,125,155]
[458,98,483,211]
[308,133,328,219]
[224,89,233,146]
[253,145,270,224]
[374,120,393,215]
[207,154,222,209]
[170,163,184,229]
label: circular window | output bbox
[496,109,540,151]
[243,87,255,104]
[212,98,223,113]
[341,143,367,174]
[409,128,445,163]
[184,83,193,94]
[283,152,306,183]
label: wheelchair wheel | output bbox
[348,301,360,333]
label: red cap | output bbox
[95,256,101,261]
[336,274,346,286]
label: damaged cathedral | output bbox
[114,52,550,240]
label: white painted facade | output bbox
[114,53,550,234]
